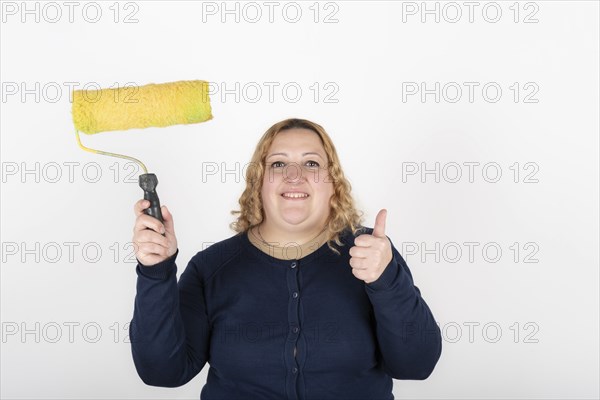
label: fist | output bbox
[349,209,393,284]
[132,199,178,266]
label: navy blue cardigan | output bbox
[130,227,442,399]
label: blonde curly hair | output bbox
[230,118,364,255]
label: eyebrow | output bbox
[266,152,325,160]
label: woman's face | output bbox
[261,128,334,234]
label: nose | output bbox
[283,164,308,183]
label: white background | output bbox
[1,1,599,399]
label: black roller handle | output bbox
[139,173,164,227]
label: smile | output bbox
[281,193,309,199]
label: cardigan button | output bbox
[292,326,299,334]
[292,291,298,299]
[292,367,298,374]
[290,261,297,268]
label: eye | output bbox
[270,161,285,168]
[306,160,320,168]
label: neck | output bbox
[257,222,327,247]
[248,222,329,260]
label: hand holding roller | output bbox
[71,80,212,224]
[132,198,178,266]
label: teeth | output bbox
[282,193,309,198]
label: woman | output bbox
[130,118,442,399]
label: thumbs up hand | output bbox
[349,209,393,284]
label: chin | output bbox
[281,215,310,226]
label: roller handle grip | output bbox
[139,173,164,226]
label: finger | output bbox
[134,214,165,235]
[161,205,175,235]
[372,209,387,238]
[135,229,169,248]
[354,234,379,247]
[351,268,366,281]
[136,242,170,257]
[134,199,150,216]
[349,245,369,259]
[349,257,367,270]
[134,213,165,235]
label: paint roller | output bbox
[72,80,212,223]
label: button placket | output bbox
[285,259,301,399]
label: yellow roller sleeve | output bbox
[72,80,213,134]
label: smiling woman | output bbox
[230,118,363,256]
[129,118,443,400]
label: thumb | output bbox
[372,209,387,238]
[161,205,175,234]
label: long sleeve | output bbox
[364,239,442,380]
[130,250,211,387]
